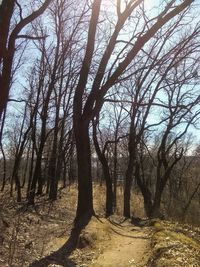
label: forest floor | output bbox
[0,184,200,267]
[72,216,151,267]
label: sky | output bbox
[2,0,200,154]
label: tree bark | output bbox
[73,121,94,226]
[123,120,136,218]
[134,162,153,217]
[123,158,135,218]
[0,0,52,122]
[0,53,14,122]
[92,120,113,216]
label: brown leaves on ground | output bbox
[0,185,200,267]
[0,186,77,267]
[148,221,200,267]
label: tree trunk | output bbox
[135,163,153,218]
[92,119,113,216]
[0,107,7,191]
[123,159,134,218]
[26,138,35,199]
[74,121,94,226]
[0,141,6,192]
[123,123,136,218]
[0,53,13,122]
[151,189,163,218]
[49,86,62,200]
[11,157,22,202]
[113,141,118,211]
[28,143,44,204]
[0,0,15,122]
[48,143,58,200]
[103,161,113,217]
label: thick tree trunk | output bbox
[72,0,101,226]
[74,121,94,226]
[0,0,52,121]
[151,189,163,218]
[0,54,13,122]
[134,161,155,218]
[0,0,15,122]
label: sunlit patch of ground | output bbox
[69,216,151,267]
[0,184,199,267]
[149,220,200,267]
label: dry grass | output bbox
[1,183,199,266]
[93,183,146,218]
[149,220,200,267]
[0,182,145,267]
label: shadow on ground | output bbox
[29,227,81,267]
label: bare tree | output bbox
[135,64,200,218]
[0,0,52,123]
[73,0,195,225]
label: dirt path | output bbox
[74,217,152,267]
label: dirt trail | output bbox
[75,217,151,267]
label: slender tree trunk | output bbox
[11,157,22,202]
[0,109,7,191]
[0,141,6,192]
[68,153,75,184]
[123,159,134,218]
[22,140,31,188]
[113,141,118,211]
[48,137,58,200]
[182,181,200,220]
[123,121,136,218]
[49,86,62,200]
[26,137,35,199]
[33,153,43,193]
[0,107,7,191]
[10,103,30,201]
[27,131,37,204]
[102,160,113,217]
[48,152,58,200]
[92,120,113,216]
[62,162,67,188]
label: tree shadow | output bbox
[110,226,150,240]
[29,226,81,267]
